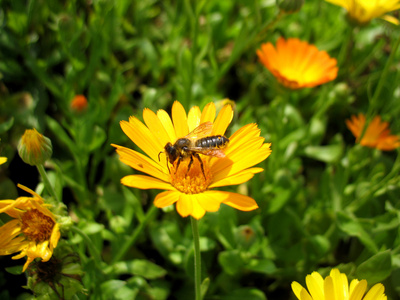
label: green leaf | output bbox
[337,212,378,253]
[221,288,267,300]
[100,280,138,300]
[218,250,243,275]
[0,117,14,134]
[356,250,392,285]
[5,265,23,275]
[303,144,343,163]
[246,258,276,275]
[113,259,167,279]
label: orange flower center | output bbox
[21,209,55,242]
[170,156,212,194]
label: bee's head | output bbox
[163,142,178,164]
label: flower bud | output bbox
[276,0,304,14]
[18,129,52,166]
[70,95,88,112]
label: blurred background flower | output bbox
[257,37,338,89]
[346,113,400,150]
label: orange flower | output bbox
[112,101,271,219]
[346,113,400,150]
[70,95,88,112]
[257,37,338,89]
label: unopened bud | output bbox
[276,0,304,14]
[18,129,52,166]
[70,95,88,113]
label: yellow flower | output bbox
[0,157,6,165]
[325,0,400,25]
[346,113,400,151]
[18,129,53,166]
[0,184,60,272]
[292,268,387,300]
[257,37,338,89]
[112,101,271,219]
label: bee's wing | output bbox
[185,122,213,140]
[189,147,226,158]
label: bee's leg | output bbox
[185,155,194,177]
[176,156,183,173]
[194,153,205,179]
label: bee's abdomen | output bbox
[195,135,229,149]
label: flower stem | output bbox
[70,225,103,270]
[191,217,202,300]
[36,164,60,203]
[368,34,400,116]
[112,205,158,264]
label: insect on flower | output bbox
[158,121,229,178]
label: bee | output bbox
[158,122,229,178]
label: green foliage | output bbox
[1,0,400,299]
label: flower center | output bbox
[21,209,55,242]
[170,156,212,194]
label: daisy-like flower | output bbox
[0,184,60,272]
[292,268,387,300]
[346,113,400,151]
[325,0,400,25]
[257,37,338,90]
[112,101,271,219]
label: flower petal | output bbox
[291,281,304,299]
[363,283,386,300]
[200,102,216,124]
[209,168,263,188]
[172,101,189,138]
[157,109,177,142]
[121,175,174,190]
[154,191,180,208]
[176,193,193,217]
[216,191,258,211]
[188,106,201,132]
[112,144,169,181]
[349,279,367,300]
[195,191,224,212]
[121,118,162,162]
[143,108,171,147]
[212,104,233,135]
[306,272,324,300]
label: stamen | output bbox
[21,209,55,242]
[170,157,212,194]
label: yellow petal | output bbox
[50,223,60,249]
[176,193,193,217]
[112,144,169,181]
[363,283,385,300]
[209,168,263,188]
[190,195,206,219]
[212,104,233,135]
[143,108,171,147]
[200,102,216,124]
[218,192,258,211]
[172,101,189,138]
[381,14,400,25]
[121,175,174,190]
[306,273,324,299]
[300,287,313,300]
[291,281,304,299]
[324,276,335,300]
[188,106,201,132]
[121,118,162,162]
[349,279,367,300]
[0,157,7,165]
[195,191,224,212]
[154,191,180,208]
[157,109,177,142]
